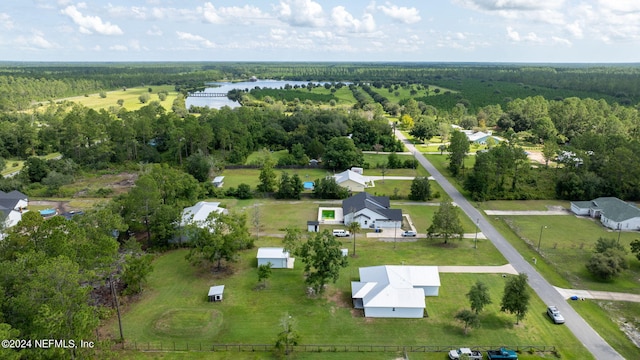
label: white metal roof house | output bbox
[333,170,369,192]
[176,201,229,243]
[257,247,295,269]
[342,192,402,229]
[571,197,640,231]
[212,176,225,188]
[0,190,29,229]
[351,265,440,318]
[463,130,504,145]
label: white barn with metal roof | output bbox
[351,265,440,318]
[257,247,295,269]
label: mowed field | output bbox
[107,240,591,360]
[43,85,180,112]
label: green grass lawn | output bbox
[499,215,640,294]
[106,243,590,359]
[220,168,331,190]
[1,152,61,176]
[49,85,180,112]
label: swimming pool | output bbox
[39,208,56,216]
[303,181,314,190]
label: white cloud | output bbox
[551,36,572,46]
[109,45,128,51]
[275,0,325,27]
[61,5,123,35]
[176,31,216,48]
[270,28,287,41]
[506,26,520,41]
[16,31,57,49]
[377,2,421,24]
[0,13,13,30]
[108,5,148,20]
[331,6,375,33]
[453,0,565,25]
[201,3,269,24]
[146,26,162,36]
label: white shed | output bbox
[212,176,225,188]
[208,285,224,302]
[257,247,295,269]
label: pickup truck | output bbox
[487,347,518,360]
[448,347,483,360]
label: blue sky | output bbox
[2,0,640,62]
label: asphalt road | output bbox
[397,134,624,360]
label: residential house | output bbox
[342,192,402,229]
[333,170,369,192]
[571,197,640,231]
[351,265,440,318]
[0,190,29,229]
[176,201,228,242]
[257,247,295,269]
[212,176,225,188]
[462,130,503,145]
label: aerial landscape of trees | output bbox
[1,62,640,359]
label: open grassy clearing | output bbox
[480,200,571,211]
[500,215,640,294]
[1,152,61,176]
[570,300,640,360]
[107,243,589,359]
[46,85,180,112]
[220,168,331,190]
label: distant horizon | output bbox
[2,1,639,63]
[2,60,640,66]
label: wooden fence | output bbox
[121,342,556,354]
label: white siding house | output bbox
[333,170,369,192]
[342,193,402,229]
[0,190,29,230]
[176,201,228,243]
[257,247,295,269]
[351,265,440,318]
[571,197,640,231]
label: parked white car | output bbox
[401,230,417,237]
[449,347,483,360]
[332,229,350,237]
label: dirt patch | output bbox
[526,150,548,165]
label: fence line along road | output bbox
[121,342,556,354]
[394,130,624,360]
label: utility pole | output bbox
[537,225,547,252]
[474,218,479,249]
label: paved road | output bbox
[396,132,624,359]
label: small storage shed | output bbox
[307,220,319,232]
[212,176,225,188]
[257,247,295,269]
[208,285,224,302]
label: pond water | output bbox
[185,79,334,109]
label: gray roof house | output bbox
[342,192,402,229]
[351,265,440,318]
[0,190,29,230]
[571,197,640,231]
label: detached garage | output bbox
[257,247,295,269]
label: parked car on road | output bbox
[401,230,417,237]
[547,305,565,324]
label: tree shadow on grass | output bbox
[479,312,515,330]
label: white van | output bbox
[332,229,351,237]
